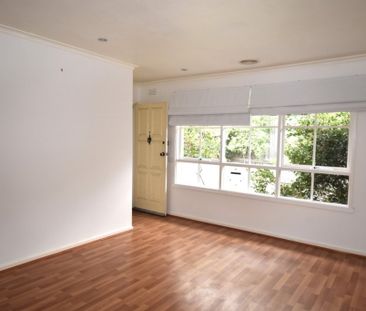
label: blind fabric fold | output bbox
[250,75,366,115]
[250,101,366,116]
[168,75,366,126]
[169,86,250,115]
[169,113,250,126]
[168,86,251,126]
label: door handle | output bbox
[160,152,168,157]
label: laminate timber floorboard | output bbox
[1,211,366,310]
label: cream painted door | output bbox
[133,103,168,215]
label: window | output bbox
[175,112,352,208]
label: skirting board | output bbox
[168,210,366,257]
[0,226,133,272]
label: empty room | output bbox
[1,1,366,310]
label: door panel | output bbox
[135,171,149,201]
[133,103,168,215]
[150,142,163,171]
[150,172,164,202]
[136,141,149,169]
[137,107,150,139]
[150,107,163,138]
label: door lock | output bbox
[147,131,152,144]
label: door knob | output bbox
[160,152,168,156]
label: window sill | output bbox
[172,183,355,214]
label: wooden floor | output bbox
[1,211,366,311]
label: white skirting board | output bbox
[0,226,133,271]
[168,210,366,257]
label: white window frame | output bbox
[174,113,355,212]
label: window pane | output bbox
[251,128,278,165]
[313,174,349,205]
[280,170,311,200]
[182,127,220,161]
[284,128,314,166]
[183,127,200,159]
[285,114,316,126]
[176,162,219,189]
[316,128,348,167]
[221,166,249,193]
[251,115,278,127]
[200,128,221,161]
[316,112,350,126]
[250,168,276,196]
[224,127,250,163]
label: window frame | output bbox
[174,113,355,211]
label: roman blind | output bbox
[250,75,366,115]
[169,86,250,126]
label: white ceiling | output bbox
[1,0,366,82]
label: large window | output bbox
[175,112,353,207]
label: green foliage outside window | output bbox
[251,169,276,195]
[280,112,349,204]
[280,172,312,200]
[181,112,350,204]
[183,127,220,160]
[225,128,249,162]
[313,174,349,204]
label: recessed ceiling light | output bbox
[181,68,188,71]
[239,59,259,65]
[98,37,108,42]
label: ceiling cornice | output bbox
[134,54,366,85]
[0,24,137,70]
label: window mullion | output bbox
[219,126,224,190]
[312,124,317,168]
[248,127,252,165]
[275,115,283,198]
[347,113,355,170]
[175,127,180,184]
[347,113,356,207]
[178,126,183,160]
[310,172,315,201]
[311,116,318,201]
[199,128,202,160]
[281,118,286,169]
[275,115,285,197]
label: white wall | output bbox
[0,29,134,269]
[135,57,366,255]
